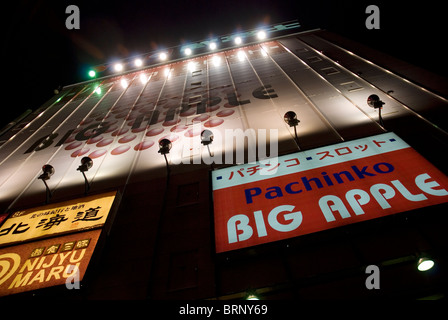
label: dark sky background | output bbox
[2,0,447,129]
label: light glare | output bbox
[164,68,171,78]
[188,61,196,71]
[257,30,267,40]
[159,52,167,61]
[140,73,148,84]
[234,36,242,45]
[209,42,217,50]
[134,58,143,67]
[185,48,192,55]
[212,55,221,66]
[237,51,246,61]
[114,63,123,72]
[260,46,268,57]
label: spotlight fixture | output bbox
[158,138,172,155]
[284,111,300,149]
[245,290,260,300]
[38,164,55,180]
[209,42,217,50]
[200,129,214,146]
[185,48,192,56]
[77,157,93,195]
[234,36,242,45]
[417,258,435,272]
[158,139,172,174]
[114,63,124,72]
[367,94,385,127]
[159,52,168,61]
[201,129,214,160]
[134,58,143,67]
[38,164,54,204]
[257,30,267,40]
[284,111,300,127]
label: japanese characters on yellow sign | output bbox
[0,191,116,247]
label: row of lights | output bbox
[87,30,268,79]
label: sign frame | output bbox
[211,132,448,253]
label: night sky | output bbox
[2,0,446,129]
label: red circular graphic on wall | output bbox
[170,125,188,132]
[71,148,90,157]
[134,140,155,151]
[111,128,129,136]
[131,126,149,133]
[146,128,164,137]
[216,109,234,117]
[111,145,130,155]
[184,128,202,137]
[192,114,210,122]
[65,141,82,150]
[158,134,179,143]
[206,105,220,112]
[89,149,107,159]
[180,109,196,117]
[96,138,114,147]
[162,119,181,127]
[204,119,224,127]
[86,135,103,144]
[104,125,118,134]
[118,134,137,144]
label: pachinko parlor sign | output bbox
[212,132,448,253]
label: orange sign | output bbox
[0,229,101,296]
[212,133,448,252]
[0,191,116,247]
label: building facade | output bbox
[0,28,447,300]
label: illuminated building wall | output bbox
[0,29,447,299]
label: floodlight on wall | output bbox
[158,138,172,174]
[257,30,267,40]
[209,42,217,50]
[417,258,435,272]
[200,129,214,146]
[201,129,214,159]
[159,52,168,61]
[38,164,54,203]
[134,58,143,67]
[284,111,300,149]
[113,63,124,72]
[367,94,385,127]
[77,156,93,195]
[245,290,260,300]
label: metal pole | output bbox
[293,125,301,151]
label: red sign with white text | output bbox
[212,133,448,253]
